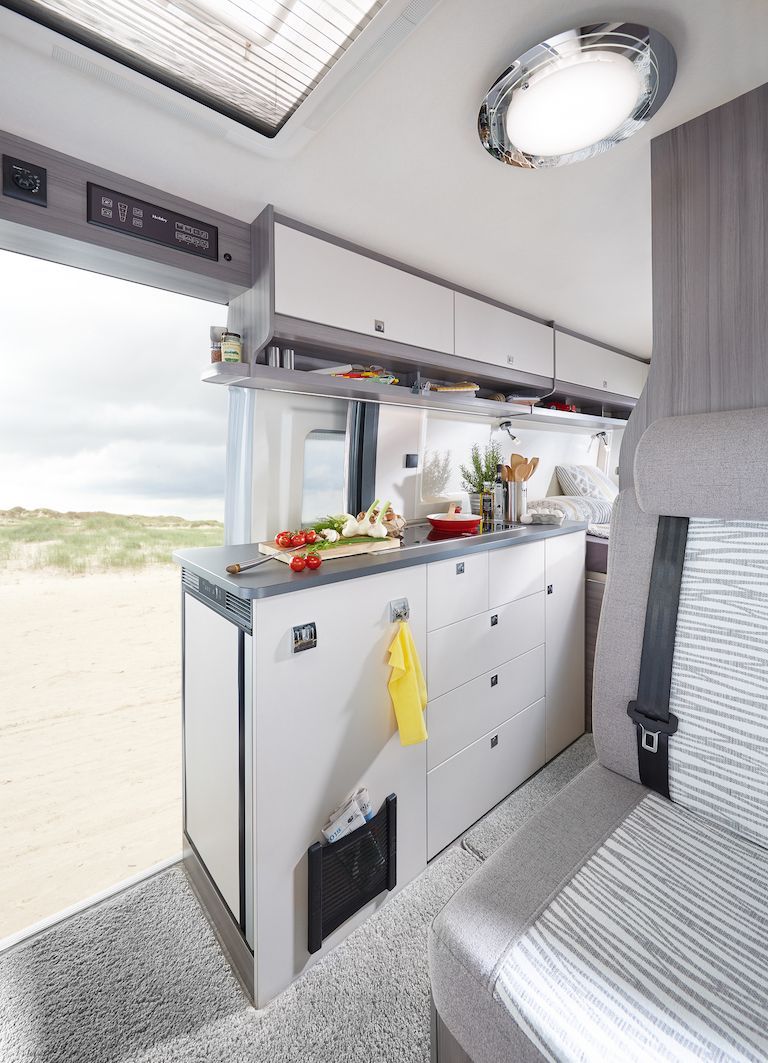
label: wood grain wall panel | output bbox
[620,82,768,484]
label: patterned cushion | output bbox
[668,519,768,846]
[497,793,768,1062]
[529,495,613,524]
[556,464,619,502]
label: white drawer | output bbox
[427,551,488,631]
[427,698,546,858]
[489,541,545,609]
[427,645,545,770]
[427,593,545,699]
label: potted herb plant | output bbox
[460,441,504,513]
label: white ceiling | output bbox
[2,0,768,357]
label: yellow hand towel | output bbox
[387,621,428,746]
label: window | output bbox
[10,0,384,135]
[301,428,346,524]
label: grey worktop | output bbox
[173,521,587,601]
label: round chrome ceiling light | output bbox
[479,23,676,168]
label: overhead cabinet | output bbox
[454,293,554,378]
[556,331,648,399]
[274,222,455,354]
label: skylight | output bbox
[8,0,384,135]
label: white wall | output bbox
[249,391,348,540]
[376,407,616,519]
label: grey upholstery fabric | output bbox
[634,406,768,519]
[497,794,768,1061]
[429,764,646,1063]
[591,487,657,781]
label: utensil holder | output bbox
[307,794,397,954]
[507,482,527,521]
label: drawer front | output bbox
[489,541,545,609]
[427,551,488,631]
[427,698,546,858]
[427,644,545,770]
[427,592,545,699]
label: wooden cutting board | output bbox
[258,536,401,564]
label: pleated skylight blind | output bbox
[9,0,384,134]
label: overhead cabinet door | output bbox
[556,332,648,398]
[454,293,554,378]
[274,223,454,353]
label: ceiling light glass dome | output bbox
[479,23,676,168]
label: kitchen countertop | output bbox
[173,521,587,600]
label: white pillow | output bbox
[556,464,618,502]
[529,495,614,525]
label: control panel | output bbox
[2,155,47,207]
[86,182,218,261]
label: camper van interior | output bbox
[2,2,768,1061]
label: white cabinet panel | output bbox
[252,565,428,1005]
[545,532,586,759]
[427,698,546,858]
[427,644,545,770]
[274,223,454,353]
[427,550,489,631]
[454,293,554,377]
[183,595,241,921]
[427,592,545,699]
[557,332,648,398]
[489,540,545,608]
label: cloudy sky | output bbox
[0,250,229,520]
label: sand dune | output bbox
[0,564,181,939]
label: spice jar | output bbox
[221,331,242,363]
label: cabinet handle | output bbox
[491,734,499,748]
[490,614,499,627]
[456,562,465,575]
[547,584,554,595]
[374,319,385,333]
[491,674,498,687]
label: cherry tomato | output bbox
[305,552,322,570]
[304,529,318,544]
[289,554,306,572]
[290,532,307,548]
[275,531,293,548]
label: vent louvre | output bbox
[225,593,252,628]
[181,568,199,593]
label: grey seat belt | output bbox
[626,515,689,799]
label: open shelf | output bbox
[202,361,631,429]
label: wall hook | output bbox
[389,598,410,623]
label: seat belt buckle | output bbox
[627,702,679,755]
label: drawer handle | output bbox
[547,584,554,595]
[491,734,499,748]
[490,614,499,627]
[491,674,498,687]
[456,562,465,575]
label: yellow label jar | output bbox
[221,331,242,363]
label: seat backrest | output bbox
[593,407,768,847]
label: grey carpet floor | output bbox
[1,848,478,1063]
[0,737,596,1063]
[461,733,596,861]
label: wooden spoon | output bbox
[513,462,528,482]
[503,465,513,482]
[509,453,526,468]
[525,457,539,480]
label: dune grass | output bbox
[0,508,223,574]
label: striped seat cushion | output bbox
[669,519,768,846]
[496,793,768,1062]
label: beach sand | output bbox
[0,563,181,939]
